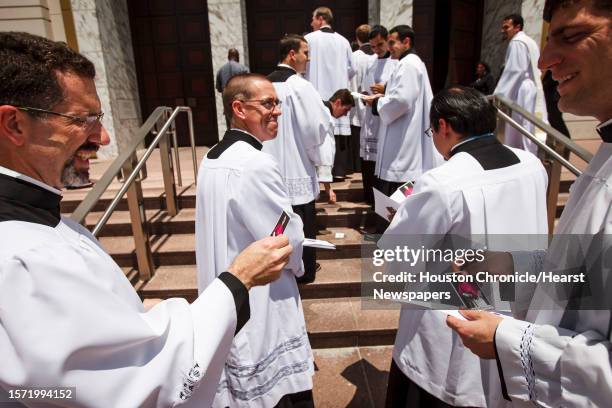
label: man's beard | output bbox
[61,142,99,189]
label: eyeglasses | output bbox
[241,99,282,111]
[17,106,104,128]
[424,127,433,137]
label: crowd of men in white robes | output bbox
[195,2,611,407]
[1,0,611,407]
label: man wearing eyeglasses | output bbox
[380,87,548,408]
[196,73,315,407]
[0,32,295,407]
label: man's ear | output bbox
[437,118,449,135]
[231,100,247,120]
[0,105,27,146]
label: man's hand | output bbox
[370,83,385,94]
[362,94,384,106]
[228,235,292,290]
[446,310,503,359]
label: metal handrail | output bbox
[71,106,198,233]
[489,95,595,233]
[495,108,582,176]
[490,95,594,168]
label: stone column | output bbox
[0,0,53,38]
[71,0,141,159]
[380,0,413,28]
[522,0,546,48]
[207,0,248,140]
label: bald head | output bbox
[223,73,267,121]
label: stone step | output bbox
[137,292,398,349]
[60,179,365,214]
[138,258,363,301]
[85,201,376,237]
[303,297,398,349]
[99,227,371,268]
[313,346,392,408]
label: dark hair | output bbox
[228,48,240,61]
[355,24,371,43]
[329,88,355,107]
[279,34,306,62]
[544,0,612,21]
[503,14,524,30]
[390,25,415,48]
[0,31,95,110]
[477,61,491,74]
[222,73,270,121]
[369,25,389,40]
[430,86,497,138]
[313,7,333,25]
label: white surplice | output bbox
[495,137,612,407]
[305,27,355,136]
[0,169,240,408]
[494,31,548,155]
[349,48,376,128]
[263,66,334,205]
[374,52,442,182]
[195,130,314,408]
[360,55,398,161]
[381,142,549,407]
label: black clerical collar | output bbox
[276,64,296,73]
[449,134,520,170]
[207,129,263,159]
[399,49,413,61]
[323,100,333,116]
[379,51,391,59]
[360,43,374,55]
[320,26,334,33]
[268,65,297,83]
[0,170,62,227]
[596,119,612,143]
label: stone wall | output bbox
[71,0,141,159]
[207,0,248,140]
[380,0,413,28]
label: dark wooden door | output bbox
[246,0,368,76]
[128,0,218,146]
[413,0,483,93]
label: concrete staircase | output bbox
[60,141,598,407]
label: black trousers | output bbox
[292,200,317,281]
[361,159,376,205]
[274,389,315,408]
[375,177,403,233]
[385,360,459,408]
[332,134,351,179]
[350,125,362,173]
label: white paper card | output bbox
[303,238,336,250]
[373,187,399,221]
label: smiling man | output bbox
[447,1,612,406]
[196,73,315,407]
[0,32,294,407]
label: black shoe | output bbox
[296,273,315,284]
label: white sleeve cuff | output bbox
[316,166,332,182]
